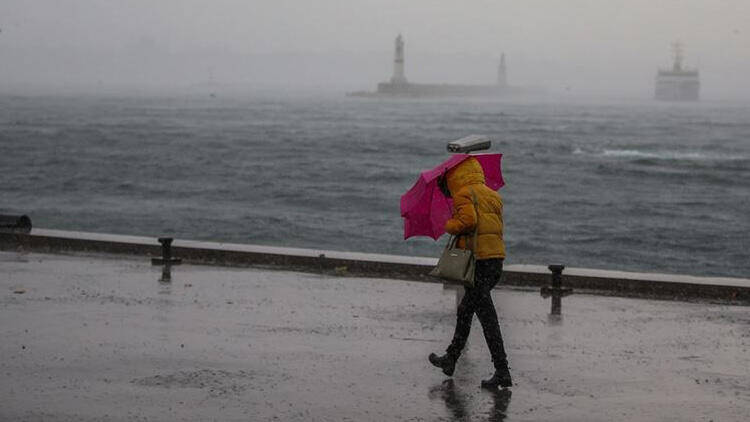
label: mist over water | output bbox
[1,93,748,278]
[3,1,750,99]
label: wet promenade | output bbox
[1,251,749,421]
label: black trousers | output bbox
[446,258,507,369]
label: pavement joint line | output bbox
[1,228,748,304]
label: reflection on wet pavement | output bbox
[487,388,512,422]
[429,379,512,421]
[430,379,470,420]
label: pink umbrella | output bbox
[400,153,504,240]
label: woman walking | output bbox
[428,156,512,388]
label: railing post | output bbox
[151,237,182,282]
[151,237,182,266]
[541,264,573,316]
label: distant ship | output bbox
[348,35,542,98]
[654,42,700,101]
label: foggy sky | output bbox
[1,0,748,99]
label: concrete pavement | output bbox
[1,251,749,421]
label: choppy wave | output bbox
[573,146,747,162]
[1,94,749,278]
[600,149,745,161]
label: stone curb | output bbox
[1,229,748,304]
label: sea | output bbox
[1,93,748,278]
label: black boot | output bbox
[481,360,512,389]
[428,353,456,376]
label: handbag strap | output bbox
[466,189,479,251]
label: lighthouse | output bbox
[355,36,542,98]
[497,53,507,87]
[391,34,407,84]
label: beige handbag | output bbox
[429,192,479,288]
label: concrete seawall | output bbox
[1,228,748,304]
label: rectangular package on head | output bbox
[446,135,491,153]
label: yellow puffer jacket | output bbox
[444,157,506,259]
